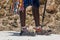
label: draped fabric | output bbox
[32,0,40,8]
[24,0,33,8]
[12,0,19,13]
[12,0,40,12]
[19,0,24,11]
[24,0,39,8]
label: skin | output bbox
[32,6,40,27]
[19,0,40,27]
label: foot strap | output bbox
[33,27,42,32]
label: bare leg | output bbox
[19,8,26,35]
[32,6,40,27]
[19,8,36,35]
[32,6,42,33]
[19,8,26,27]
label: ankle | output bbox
[36,26,41,28]
[21,26,26,30]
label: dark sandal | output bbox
[20,27,36,36]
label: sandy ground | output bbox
[0,31,60,40]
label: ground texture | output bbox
[0,31,60,40]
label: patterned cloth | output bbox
[13,0,40,12]
[24,0,39,8]
[14,1,19,13]
[24,0,33,8]
[19,0,24,11]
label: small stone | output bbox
[10,21,18,28]
[55,0,60,5]
[8,17,13,20]
[39,0,45,5]
[0,27,4,31]
[26,6,32,15]
[46,4,57,13]
[2,19,8,26]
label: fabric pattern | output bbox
[19,0,24,11]
[24,0,40,8]
[14,2,19,13]
[24,0,33,8]
[13,0,40,12]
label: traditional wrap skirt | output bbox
[24,0,40,8]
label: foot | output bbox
[34,27,42,32]
[33,26,42,35]
[20,27,36,36]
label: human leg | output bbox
[32,6,40,27]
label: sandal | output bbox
[20,26,36,36]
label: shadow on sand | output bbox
[8,30,52,36]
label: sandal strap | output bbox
[33,27,42,32]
